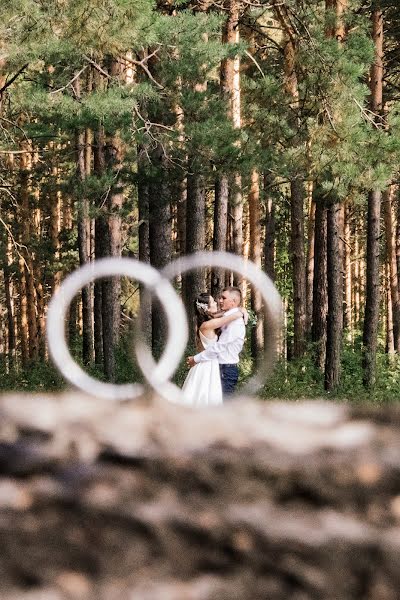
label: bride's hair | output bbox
[195,293,212,328]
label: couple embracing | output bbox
[182,287,247,407]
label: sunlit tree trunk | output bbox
[17,255,29,367]
[306,195,315,335]
[263,175,275,281]
[221,0,243,289]
[324,0,347,389]
[273,0,307,358]
[383,187,400,352]
[76,119,94,366]
[249,169,263,357]
[352,222,361,330]
[4,235,15,370]
[93,124,106,368]
[363,6,383,388]
[49,146,61,294]
[20,147,38,362]
[212,176,228,297]
[396,190,400,293]
[312,196,328,371]
[385,262,395,356]
[343,203,353,341]
[325,202,343,390]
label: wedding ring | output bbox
[46,257,188,400]
[135,251,282,403]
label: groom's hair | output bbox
[222,286,242,305]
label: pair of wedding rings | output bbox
[47,252,282,403]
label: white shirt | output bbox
[194,308,245,364]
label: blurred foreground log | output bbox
[0,393,400,599]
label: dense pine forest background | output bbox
[0,0,399,401]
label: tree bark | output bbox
[185,169,206,345]
[325,202,343,391]
[353,218,361,329]
[49,148,61,295]
[385,262,395,356]
[101,61,124,380]
[306,196,316,335]
[149,148,172,354]
[19,147,38,362]
[93,124,107,368]
[221,0,243,290]
[396,189,400,294]
[323,0,347,388]
[249,169,263,358]
[3,236,15,370]
[17,255,29,367]
[274,4,307,359]
[290,179,307,358]
[343,203,353,341]
[137,151,152,346]
[312,197,328,371]
[363,190,382,388]
[383,187,400,352]
[263,175,275,282]
[76,126,94,366]
[363,7,384,388]
[212,175,228,297]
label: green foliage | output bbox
[0,361,66,392]
[261,348,400,404]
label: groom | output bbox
[187,287,245,395]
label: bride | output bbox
[181,293,246,407]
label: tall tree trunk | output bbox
[306,196,316,335]
[324,0,347,388]
[396,189,400,294]
[20,147,38,362]
[249,170,263,358]
[363,6,383,388]
[343,203,353,341]
[353,222,361,330]
[273,2,307,358]
[76,125,94,366]
[101,61,124,380]
[93,125,106,368]
[263,175,275,281]
[4,236,15,370]
[49,147,61,294]
[149,148,172,354]
[17,255,29,367]
[383,187,400,352]
[137,152,152,345]
[221,0,243,289]
[212,176,228,297]
[385,262,395,357]
[325,202,343,390]
[363,190,382,387]
[185,169,206,345]
[290,179,307,358]
[312,197,328,371]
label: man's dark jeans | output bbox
[219,364,239,396]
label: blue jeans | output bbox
[219,364,239,396]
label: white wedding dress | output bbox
[181,331,223,407]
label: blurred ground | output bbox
[0,393,399,600]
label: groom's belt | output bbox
[219,363,238,368]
